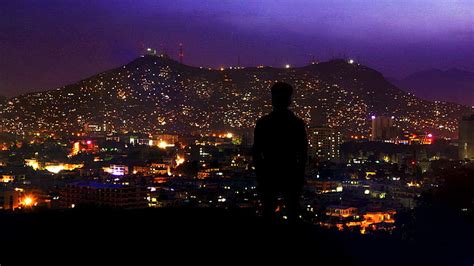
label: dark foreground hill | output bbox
[0,207,472,265]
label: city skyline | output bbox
[1,2,473,263]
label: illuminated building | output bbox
[1,175,14,183]
[424,133,434,145]
[157,140,174,149]
[190,144,219,164]
[83,123,106,133]
[129,135,150,146]
[25,159,40,170]
[197,171,210,179]
[132,163,170,176]
[370,116,398,141]
[361,210,396,233]
[69,140,98,156]
[326,206,358,218]
[128,134,178,148]
[151,163,171,175]
[0,143,9,151]
[306,180,343,194]
[154,134,179,145]
[308,126,342,161]
[44,163,84,174]
[197,168,224,179]
[459,114,474,160]
[0,187,20,210]
[59,181,147,209]
[71,141,80,156]
[406,133,434,145]
[322,206,396,234]
[25,159,83,173]
[193,133,238,146]
[365,171,376,179]
[103,164,129,176]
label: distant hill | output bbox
[0,95,6,112]
[394,69,474,106]
[0,55,469,137]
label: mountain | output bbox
[0,55,469,138]
[0,95,6,109]
[395,69,474,106]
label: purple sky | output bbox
[1,0,473,97]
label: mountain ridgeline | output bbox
[394,68,474,107]
[0,55,469,137]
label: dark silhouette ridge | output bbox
[252,82,308,222]
[0,206,472,265]
[394,68,474,106]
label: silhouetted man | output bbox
[253,82,308,223]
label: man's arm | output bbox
[297,120,308,177]
[252,120,264,178]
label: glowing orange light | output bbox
[158,141,168,149]
[176,155,185,167]
[21,195,35,207]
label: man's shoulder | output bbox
[256,114,272,125]
[290,113,306,127]
[297,117,306,127]
[257,111,305,126]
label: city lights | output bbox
[44,163,84,174]
[45,165,64,174]
[0,2,471,261]
[0,53,461,138]
[24,197,33,206]
[158,141,168,149]
[176,155,185,167]
[21,195,35,207]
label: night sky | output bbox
[1,0,473,97]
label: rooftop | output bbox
[69,181,124,189]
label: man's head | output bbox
[271,82,293,110]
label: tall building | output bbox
[371,116,398,141]
[59,182,147,209]
[308,126,342,161]
[459,114,474,160]
[0,187,20,211]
